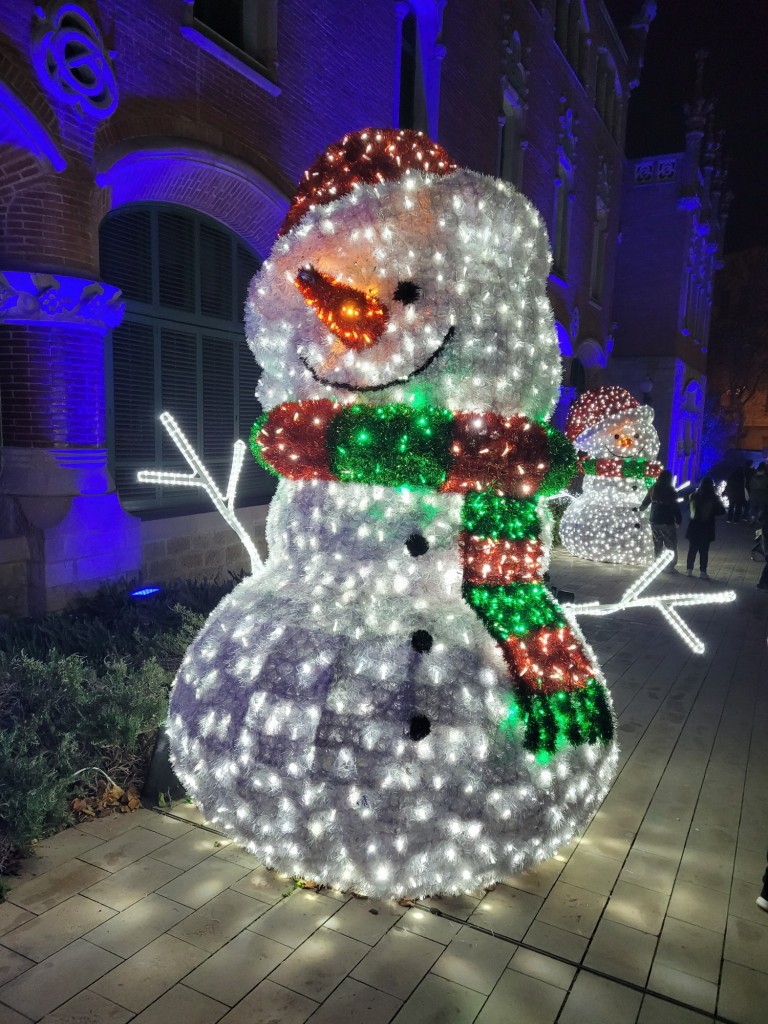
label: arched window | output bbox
[100,204,275,511]
[595,51,621,143]
[498,32,527,186]
[396,1,444,136]
[553,153,573,278]
[193,0,277,71]
[570,357,587,394]
[555,0,590,87]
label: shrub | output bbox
[0,576,239,879]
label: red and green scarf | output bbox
[251,400,613,754]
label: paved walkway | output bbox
[1,520,767,1024]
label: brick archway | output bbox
[95,139,289,256]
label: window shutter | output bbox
[100,210,152,303]
[202,333,235,464]
[158,211,195,312]
[200,223,234,320]
[160,327,199,471]
[111,320,156,505]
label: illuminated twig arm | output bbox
[138,412,263,574]
[563,549,736,655]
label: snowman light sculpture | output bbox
[559,386,663,565]
[159,130,619,899]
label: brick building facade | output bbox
[1,0,652,615]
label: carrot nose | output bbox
[295,265,390,349]
[617,434,634,449]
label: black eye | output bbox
[614,434,620,439]
[634,434,639,439]
[393,281,421,305]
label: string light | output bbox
[157,128,619,899]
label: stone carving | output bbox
[31,2,118,119]
[0,271,124,329]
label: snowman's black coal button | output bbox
[411,630,433,653]
[634,523,641,528]
[409,715,431,741]
[406,533,429,557]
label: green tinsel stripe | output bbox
[461,493,540,541]
[463,582,564,642]
[328,403,454,490]
[621,459,649,479]
[504,680,614,754]
[249,414,280,477]
[539,425,577,496]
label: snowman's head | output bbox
[246,129,561,421]
[565,386,660,459]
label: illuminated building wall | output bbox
[0,0,649,614]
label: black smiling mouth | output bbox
[299,326,455,393]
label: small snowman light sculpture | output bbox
[559,386,663,565]
[158,130,619,899]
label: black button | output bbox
[406,533,429,556]
[411,630,433,653]
[409,715,431,741]
[634,523,641,528]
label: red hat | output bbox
[279,128,458,236]
[565,386,639,441]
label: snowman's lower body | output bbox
[560,495,654,565]
[168,566,618,899]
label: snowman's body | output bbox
[167,132,618,898]
[559,395,661,566]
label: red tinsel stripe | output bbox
[460,533,544,585]
[502,625,596,695]
[441,412,550,497]
[256,400,340,481]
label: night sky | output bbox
[609,0,768,253]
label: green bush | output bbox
[0,577,239,879]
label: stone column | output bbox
[0,270,141,614]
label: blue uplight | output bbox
[130,586,161,598]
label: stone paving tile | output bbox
[508,946,577,992]
[11,831,105,881]
[133,810,196,838]
[155,856,249,909]
[636,995,708,1024]
[396,907,461,945]
[582,918,657,987]
[91,932,208,1011]
[212,845,264,871]
[184,929,292,1005]
[467,883,542,940]
[168,888,271,952]
[502,855,565,899]
[351,927,444,1000]
[558,970,643,1024]
[601,879,669,935]
[150,831,231,871]
[521,919,589,965]
[667,878,729,934]
[535,880,607,939]
[0,909,33,941]
[0,939,121,1021]
[728,876,768,928]
[0,947,34,987]
[304,977,401,1024]
[268,927,368,1002]
[618,849,680,896]
[557,848,623,897]
[85,893,193,958]
[129,984,227,1024]
[418,892,481,922]
[248,889,337,948]
[39,989,133,1023]
[718,960,768,1024]
[216,979,317,1024]
[676,845,733,893]
[389,973,484,1024]
[475,967,565,1024]
[0,895,116,962]
[654,916,723,983]
[0,1005,32,1024]
[646,962,718,1015]
[430,925,512,995]
[81,855,184,911]
[227,865,293,905]
[4,861,109,915]
[324,896,404,945]
[723,913,768,974]
[78,826,172,873]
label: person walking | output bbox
[725,464,747,522]
[748,462,768,523]
[639,468,682,572]
[685,477,725,579]
[757,506,768,591]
